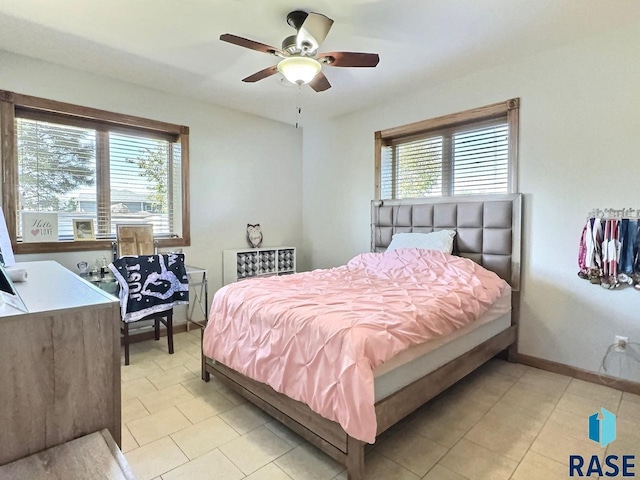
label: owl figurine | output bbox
[246,224,263,248]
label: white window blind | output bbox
[452,123,509,195]
[16,116,182,241]
[379,117,513,200]
[108,132,177,236]
[381,136,443,199]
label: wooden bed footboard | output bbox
[201,325,516,480]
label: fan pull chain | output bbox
[295,85,302,129]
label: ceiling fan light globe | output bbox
[277,56,322,85]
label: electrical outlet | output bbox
[615,336,629,352]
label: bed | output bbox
[201,193,521,480]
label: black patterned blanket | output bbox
[109,253,189,323]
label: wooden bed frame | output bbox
[202,194,522,480]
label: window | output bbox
[0,90,190,253]
[376,99,519,199]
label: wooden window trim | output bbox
[0,90,191,254]
[11,91,186,135]
[374,98,519,199]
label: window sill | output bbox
[13,237,190,254]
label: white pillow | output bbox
[386,230,456,254]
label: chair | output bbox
[121,309,174,366]
[115,224,155,258]
[109,253,189,365]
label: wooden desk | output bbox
[0,261,121,466]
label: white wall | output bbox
[0,50,303,322]
[302,22,640,381]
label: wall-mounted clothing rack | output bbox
[578,208,640,290]
[587,207,640,220]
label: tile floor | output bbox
[122,330,640,480]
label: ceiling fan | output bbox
[220,10,380,92]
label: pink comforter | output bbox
[203,248,509,443]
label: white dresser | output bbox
[0,261,121,466]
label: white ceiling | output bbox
[0,0,639,125]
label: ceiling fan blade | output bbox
[318,52,380,68]
[297,13,334,53]
[242,65,278,83]
[220,33,279,55]
[309,72,331,92]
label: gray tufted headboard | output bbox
[371,194,522,290]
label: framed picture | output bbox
[22,212,59,243]
[73,219,95,241]
[116,224,155,257]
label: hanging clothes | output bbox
[579,217,603,281]
[624,220,638,274]
[590,217,603,270]
[634,221,640,273]
[606,219,619,279]
[601,219,610,277]
[579,212,640,289]
[601,219,621,279]
[578,223,588,278]
[618,219,629,273]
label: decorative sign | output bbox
[22,212,59,243]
